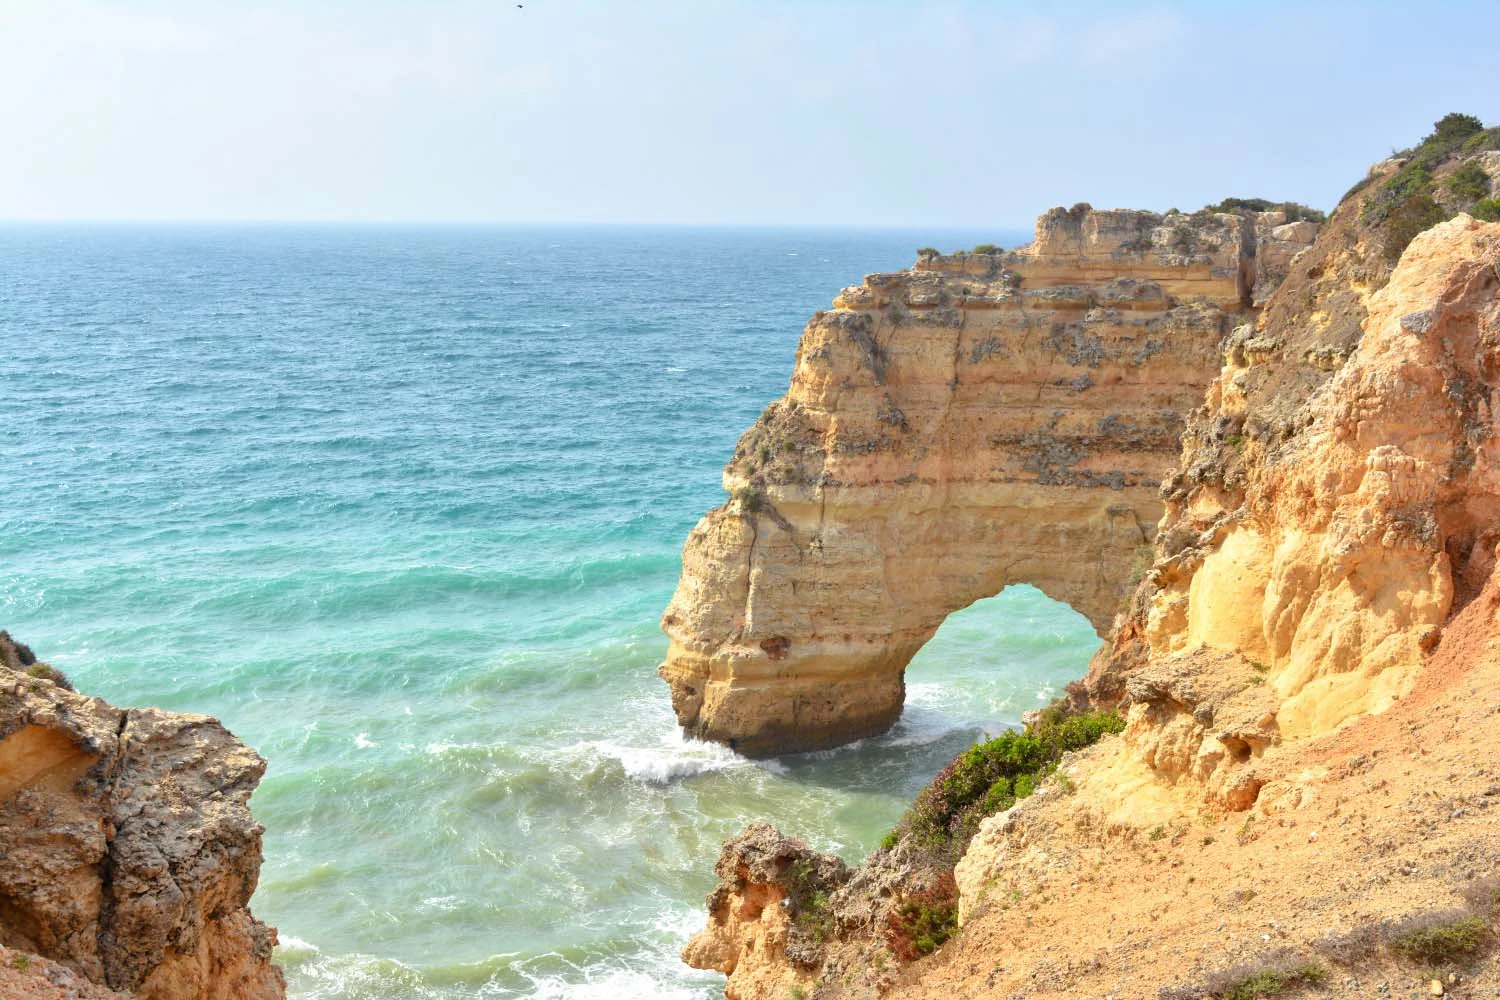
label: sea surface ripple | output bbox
[0,223,1095,999]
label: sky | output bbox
[2,0,1498,226]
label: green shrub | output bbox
[1474,198,1500,222]
[1445,162,1493,204]
[885,872,958,961]
[13,953,31,972]
[916,246,939,257]
[1461,128,1500,153]
[1220,964,1324,1000]
[783,858,836,943]
[1206,955,1326,1000]
[1432,113,1485,144]
[731,485,766,513]
[1201,198,1326,224]
[1390,913,1488,964]
[1360,113,1493,258]
[895,708,1124,858]
[1382,193,1449,261]
[971,243,1003,254]
[23,663,73,691]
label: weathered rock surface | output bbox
[683,822,850,1000]
[0,944,132,1000]
[0,632,284,1000]
[661,206,1316,756]
[685,134,1500,999]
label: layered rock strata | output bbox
[0,632,284,1000]
[661,206,1316,755]
[684,130,1500,999]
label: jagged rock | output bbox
[660,206,1313,756]
[0,640,284,1000]
[682,822,849,1000]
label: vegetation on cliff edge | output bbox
[1201,198,1326,224]
[888,705,1125,861]
[1354,112,1500,260]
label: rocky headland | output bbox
[660,199,1320,756]
[675,114,1500,998]
[0,631,284,1000]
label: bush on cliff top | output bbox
[1202,198,1326,224]
[891,707,1124,860]
[1359,112,1500,260]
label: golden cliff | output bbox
[683,115,1500,1000]
[0,632,284,1000]
[660,205,1317,756]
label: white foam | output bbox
[354,732,378,749]
[274,934,321,956]
[651,905,705,938]
[580,733,746,785]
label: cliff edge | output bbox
[0,631,284,1000]
[682,115,1500,999]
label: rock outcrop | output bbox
[683,822,851,1000]
[0,632,284,1000]
[661,206,1317,756]
[684,117,1500,1000]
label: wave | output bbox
[573,733,748,786]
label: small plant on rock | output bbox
[885,872,958,961]
[731,485,765,514]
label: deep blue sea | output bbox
[0,224,1099,999]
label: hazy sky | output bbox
[3,0,1498,225]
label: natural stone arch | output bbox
[659,208,1317,756]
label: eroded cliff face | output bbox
[661,206,1317,756]
[685,128,1500,999]
[0,632,284,1000]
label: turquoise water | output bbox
[0,224,1098,999]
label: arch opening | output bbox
[901,584,1100,738]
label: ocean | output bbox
[0,224,1099,999]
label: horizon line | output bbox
[0,217,1040,230]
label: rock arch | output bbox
[659,207,1317,756]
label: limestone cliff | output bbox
[684,116,1500,1000]
[661,205,1316,756]
[0,632,284,1000]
